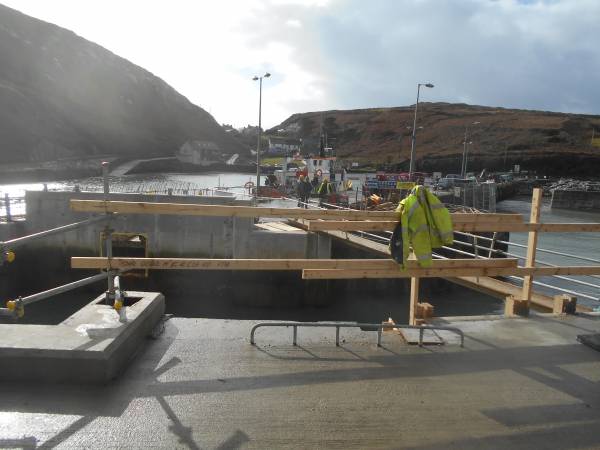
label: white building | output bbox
[267,137,301,155]
[176,140,220,166]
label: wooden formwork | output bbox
[70,188,599,323]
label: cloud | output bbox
[240,0,600,120]
[3,0,600,128]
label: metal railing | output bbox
[320,210,600,305]
[0,163,122,320]
[250,321,465,347]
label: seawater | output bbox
[497,197,600,306]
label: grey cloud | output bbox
[241,0,600,116]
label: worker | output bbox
[317,178,333,206]
[311,173,319,190]
[393,185,453,268]
[296,175,312,208]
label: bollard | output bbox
[4,193,11,223]
[102,161,110,199]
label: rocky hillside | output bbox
[0,4,244,165]
[271,103,600,176]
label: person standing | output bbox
[297,175,312,208]
[317,178,332,207]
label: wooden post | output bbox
[409,277,420,325]
[504,295,529,317]
[553,294,577,315]
[522,188,542,305]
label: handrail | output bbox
[249,321,465,347]
[20,271,115,307]
[1,215,111,249]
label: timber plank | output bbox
[70,200,396,220]
[71,257,518,271]
[301,266,600,279]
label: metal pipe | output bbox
[455,230,600,264]
[1,215,110,249]
[506,275,599,301]
[20,271,113,306]
[441,245,487,258]
[335,326,340,347]
[250,322,464,347]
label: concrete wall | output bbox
[551,189,600,211]
[21,191,330,259]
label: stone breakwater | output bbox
[551,188,600,211]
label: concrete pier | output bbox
[0,291,164,383]
[0,313,598,448]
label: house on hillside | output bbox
[267,137,301,155]
[176,140,221,166]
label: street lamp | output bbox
[400,126,421,163]
[408,82,434,179]
[253,72,271,195]
[461,121,480,178]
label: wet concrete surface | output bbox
[0,313,599,449]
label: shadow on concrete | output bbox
[215,430,250,450]
[1,320,599,448]
[402,421,600,450]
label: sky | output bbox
[3,0,600,129]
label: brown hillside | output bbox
[270,103,600,175]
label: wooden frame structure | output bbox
[71,188,600,323]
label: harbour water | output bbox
[497,197,600,306]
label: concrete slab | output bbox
[0,291,164,383]
[0,313,599,448]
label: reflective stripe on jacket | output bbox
[394,185,454,268]
[317,181,332,195]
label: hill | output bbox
[0,4,244,165]
[270,103,600,176]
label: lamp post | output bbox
[408,82,434,179]
[253,72,270,195]
[461,121,480,178]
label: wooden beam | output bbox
[504,295,530,317]
[290,218,594,312]
[553,294,577,315]
[71,199,600,233]
[71,257,518,271]
[409,277,420,326]
[522,188,542,303]
[70,200,396,220]
[533,223,600,232]
[306,213,523,232]
[306,220,600,233]
[448,276,556,311]
[301,265,600,279]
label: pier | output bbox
[1,182,599,447]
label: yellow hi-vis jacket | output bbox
[394,185,454,268]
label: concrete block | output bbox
[0,291,164,384]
